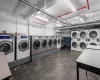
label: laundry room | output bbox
[0,0,100,80]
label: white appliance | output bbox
[71,39,79,51]
[47,36,53,50]
[57,36,61,49]
[71,31,79,40]
[88,29,100,46]
[52,36,57,49]
[0,35,15,63]
[79,30,88,51]
[16,35,30,60]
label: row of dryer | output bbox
[71,29,100,51]
[0,34,63,67]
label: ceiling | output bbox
[0,0,100,27]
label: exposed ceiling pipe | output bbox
[57,0,89,18]
[19,0,70,26]
[86,0,89,10]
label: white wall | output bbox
[0,13,16,33]
[0,13,56,36]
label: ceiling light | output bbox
[80,18,84,22]
[35,15,49,22]
[56,24,62,27]
[64,0,76,12]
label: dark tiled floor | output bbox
[10,50,100,80]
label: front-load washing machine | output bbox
[71,31,79,40]
[52,36,57,49]
[88,29,100,46]
[16,35,30,63]
[79,41,88,51]
[71,39,79,51]
[48,36,53,50]
[41,36,48,52]
[0,35,15,63]
[57,36,61,49]
[30,36,42,55]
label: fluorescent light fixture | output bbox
[56,24,62,26]
[80,18,84,22]
[35,15,49,22]
[64,0,76,12]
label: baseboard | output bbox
[32,49,59,61]
[8,56,31,69]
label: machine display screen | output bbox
[21,36,27,38]
[0,36,10,39]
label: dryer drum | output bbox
[80,42,86,49]
[90,43,97,45]
[33,40,40,50]
[54,39,57,45]
[72,32,77,38]
[80,31,86,38]
[61,39,64,44]
[0,41,12,55]
[19,41,29,51]
[58,39,60,44]
[89,31,97,38]
[42,40,47,48]
[72,42,77,48]
[48,39,52,47]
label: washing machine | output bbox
[79,30,88,51]
[79,41,88,51]
[16,35,30,61]
[71,39,79,51]
[52,36,57,49]
[30,36,42,55]
[88,29,100,46]
[57,36,61,49]
[71,31,79,40]
[47,36,53,50]
[41,36,48,52]
[0,35,15,63]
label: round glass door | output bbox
[80,42,86,49]
[72,42,77,48]
[61,39,64,44]
[19,40,29,51]
[33,40,40,50]
[0,41,12,55]
[72,32,77,38]
[89,31,97,38]
[48,39,52,47]
[80,31,86,38]
[54,39,57,45]
[42,40,47,48]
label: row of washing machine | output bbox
[0,34,63,68]
[71,29,100,51]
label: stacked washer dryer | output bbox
[79,30,88,51]
[88,29,100,46]
[71,31,79,51]
[16,35,30,66]
[41,36,48,52]
[57,36,61,50]
[0,35,15,65]
[30,36,42,61]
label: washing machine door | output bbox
[72,32,77,39]
[89,31,97,38]
[0,41,13,55]
[58,39,60,44]
[18,40,29,51]
[72,42,77,48]
[80,31,86,38]
[80,42,86,49]
[42,40,47,48]
[33,40,40,50]
[54,39,57,45]
[61,39,64,44]
[48,39,52,47]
